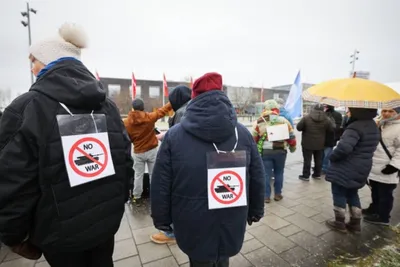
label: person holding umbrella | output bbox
[302,77,399,233]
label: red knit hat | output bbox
[192,72,223,98]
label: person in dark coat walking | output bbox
[297,104,334,181]
[322,105,343,174]
[151,85,191,244]
[325,108,379,234]
[0,23,133,266]
[151,72,265,267]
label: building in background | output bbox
[350,71,370,79]
[100,77,315,116]
[225,86,291,115]
[270,83,315,114]
[100,77,191,114]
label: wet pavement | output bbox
[1,129,399,266]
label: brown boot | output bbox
[325,207,347,234]
[346,207,362,234]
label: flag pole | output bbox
[162,75,165,107]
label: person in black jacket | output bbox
[297,104,334,181]
[150,85,191,244]
[156,85,191,142]
[151,72,265,267]
[322,105,343,174]
[325,108,379,234]
[0,23,133,266]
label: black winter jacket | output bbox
[168,85,191,128]
[297,109,334,150]
[325,109,343,147]
[151,91,265,261]
[0,59,133,252]
[325,108,379,189]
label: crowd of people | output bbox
[0,22,399,267]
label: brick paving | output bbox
[1,129,399,266]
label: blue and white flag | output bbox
[284,70,303,118]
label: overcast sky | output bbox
[1,0,399,94]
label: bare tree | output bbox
[0,88,12,110]
[182,76,192,82]
[113,89,132,115]
[228,87,257,115]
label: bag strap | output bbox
[379,127,393,160]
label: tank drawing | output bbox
[214,185,235,193]
[74,154,103,166]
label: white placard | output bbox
[60,132,115,187]
[207,167,247,210]
[266,124,289,142]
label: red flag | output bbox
[131,72,136,100]
[95,70,100,81]
[163,73,169,97]
[261,85,264,102]
[189,76,193,89]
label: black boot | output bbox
[362,204,376,216]
[326,207,347,234]
[346,207,362,234]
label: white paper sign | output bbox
[207,167,247,210]
[266,124,289,142]
[60,132,116,187]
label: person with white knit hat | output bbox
[0,23,133,266]
[363,107,400,226]
[29,23,88,78]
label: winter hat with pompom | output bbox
[29,23,88,65]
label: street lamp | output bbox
[350,49,360,77]
[21,2,37,85]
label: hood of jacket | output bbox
[169,85,191,112]
[309,109,326,122]
[349,108,378,120]
[181,90,237,143]
[30,59,106,110]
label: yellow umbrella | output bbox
[302,78,400,109]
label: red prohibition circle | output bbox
[68,137,108,178]
[211,170,243,204]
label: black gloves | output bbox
[247,216,261,226]
[381,164,399,175]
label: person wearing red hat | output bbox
[151,72,265,267]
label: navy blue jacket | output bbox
[325,108,379,189]
[151,90,265,261]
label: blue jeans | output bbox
[331,183,361,209]
[262,151,287,198]
[322,147,333,172]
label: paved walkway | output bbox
[1,128,399,266]
[1,160,399,267]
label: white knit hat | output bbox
[29,23,88,65]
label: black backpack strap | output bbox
[379,127,393,160]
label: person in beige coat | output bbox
[363,107,400,225]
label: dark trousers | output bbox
[331,183,361,209]
[302,148,323,177]
[369,180,397,222]
[190,258,229,267]
[43,237,114,267]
